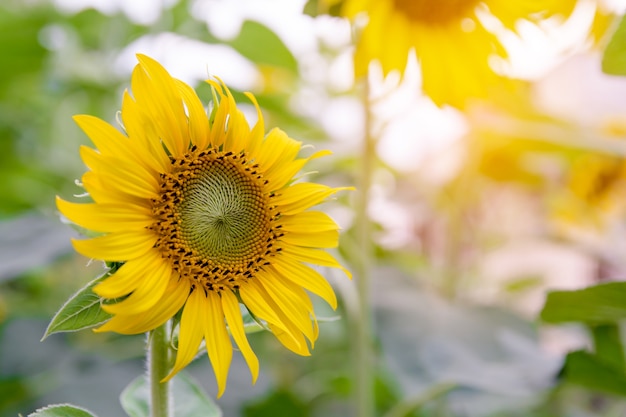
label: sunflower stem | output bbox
[148,321,172,417]
[353,76,376,417]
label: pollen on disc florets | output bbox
[150,147,284,293]
[392,0,479,24]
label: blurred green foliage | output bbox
[120,373,221,417]
[602,14,626,76]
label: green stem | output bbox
[149,321,172,417]
[354,76,375,417]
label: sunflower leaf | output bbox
[120,373,222,417]
[227,20,297,72]
[302,0,343,17]
[540,282,626,324]
[602,14,626,76]
[563,350,626,396]
[27,403,98,417]
[41,273,111,340]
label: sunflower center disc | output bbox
[392,0,479,24]
[178,158,269,266]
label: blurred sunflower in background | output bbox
[56,55,351,397]
[551,153,626,232]
[458,106,626,234]
[340,0,578,108]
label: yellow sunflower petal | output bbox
[203,290,233,398]
[73,115,160,174]
[81,171,150,208]
[280,246,352,279]
[269,258,338,309]
[102,258,171,315]
[94,250,164,298]
[254,128,301,174]
[73,115,129,158]
[121,90,170,172]
[278,211,339,233]
[243,92,264,157]
[266,150,332,190]
[95,276,189,335]
[313,314,319,340]
[224,106,250,154]
[256,272,316,343]
[221,290,259,383]
[56,197,153,234]
[352,0,393,77]
[72,231,155,262]
[222,82,251,154]
[485,0,576,29]
[267,322,310,356]
[272,183,351,216]
[79,146,159,199]
[206,80,230,149]
[175,79,210,150]
[280,229,339,249]
[239,279,299,345]
[380,12,411,74]
[163,287,206,381]
[133,54,188,157]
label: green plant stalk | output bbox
[149,321,172,417]
[354,77,375,417]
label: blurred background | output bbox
[2,0,626,416]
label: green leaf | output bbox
[302,0,343,17]
[563,350,626,396]
[119,376,148,417]
[602,14,626,75]
[228,20,297,72]
[41,273,111,340]
[242,389,308,417]
[0,6,51,94]
[302,0,321,17]
[591,324,625,373]
[28,404,98,417]
[540,282,626,324]
[0,377,29,409]
[120,373,222,417]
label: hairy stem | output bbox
[148,321,172,417]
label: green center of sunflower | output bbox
[178,157,268,264]
[151,148,282,293]
[392,0,479,25]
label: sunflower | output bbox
[341,0,577,108]
[56,54,351,397]
[550,154,626,231]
